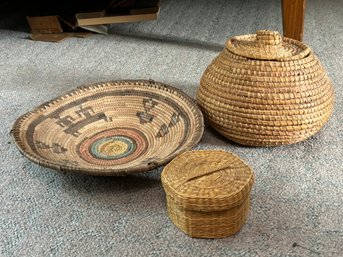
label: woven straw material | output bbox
[161,150,254,238]
[11,80,204,176]
[197,30,335,147]
[226,30,311,61]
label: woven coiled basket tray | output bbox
[197,30,335,146]
[161,150,254,238]
[11,80,204,176]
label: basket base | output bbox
[212,123,322,147]
[166,196,251,238]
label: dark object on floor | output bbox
[26,15,91,42]
[25,0,160,42]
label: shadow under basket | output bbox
[161,150,254,238]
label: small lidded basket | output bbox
[161,150,254,238]
[197,30,335,146]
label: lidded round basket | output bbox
[197,30,335,146]
[161,150,254,238]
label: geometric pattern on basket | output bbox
[197,30,335,146]
[11,80,204,176]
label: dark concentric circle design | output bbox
[78,128,148,166]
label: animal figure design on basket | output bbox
[11,81,204,175]
[136,98,182,138]
[136,98,158,124]
[35,141,67,154]
[54,105,113,137]
[156,113,181,138]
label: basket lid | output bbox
[161,150,254,211]
[226,30,311,61]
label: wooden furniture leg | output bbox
[282,0,306,41]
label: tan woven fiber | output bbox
[11,80,204,176]
[197,30,335,146]
[161,150,254,238]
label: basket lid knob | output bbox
[255,30,282,45]
[226,30,311,61]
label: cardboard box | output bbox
[75,0,160,26]
[27,15,92,42]
[75,7,159,26]
[26,0,160,42]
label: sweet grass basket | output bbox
[161,150,254,238]
[197,30,335,146]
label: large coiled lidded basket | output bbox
[197,30,335,146]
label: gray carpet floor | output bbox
[1,0,342,256]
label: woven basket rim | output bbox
[11,80,204,176]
